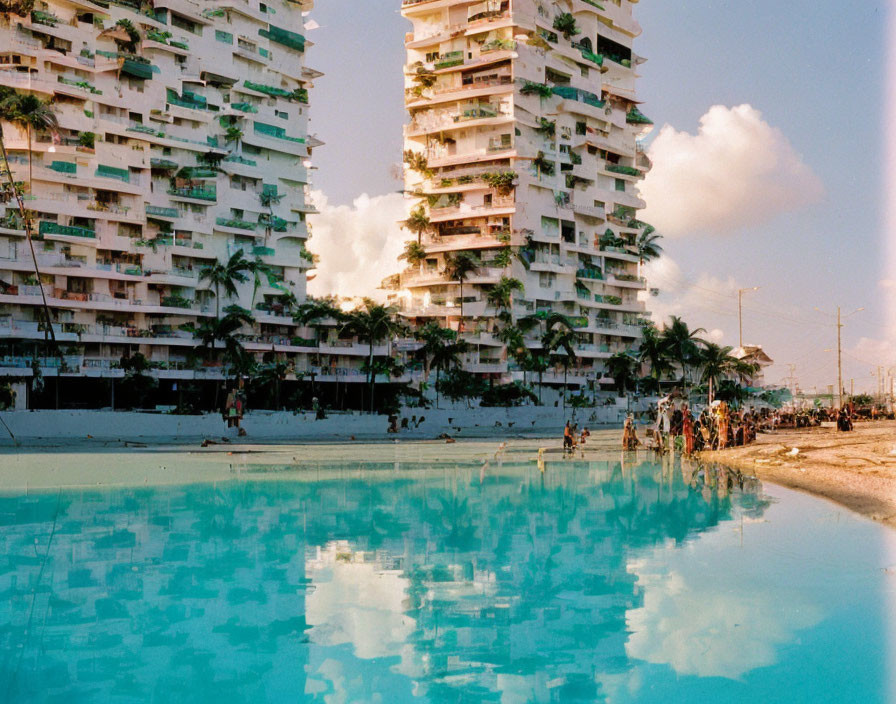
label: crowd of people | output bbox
[616,395,888,455]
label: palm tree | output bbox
[224,125,243,151]
[399,240,427,268]
[605,352,638,399]
[486,276,524,312]
[660,316,706,390]
[199,251,250,319]
[637,322,673,385]
[417,321,468,409]
[340,299,406,412]
[4,93,58,197]
[636,225,663,279]
[698,343,760,403]
[0,88,58,355]
[246,256,275,308]
[254,360,289,409]
[543,326,577,409]
[404,204,430,245]
[197,309,252,407]
[443,250,480,326]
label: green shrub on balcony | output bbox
[243,80,292,99]
[30,10,58,25]
[626,108,653,125]
[216,217,256,231]
[606,164,642,177]
[57,76,102,95]
[167,186,216,201]
[520,80,553,99]
[434,50,463,69]
[161,294,193,309]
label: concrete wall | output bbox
[0,404,627,446]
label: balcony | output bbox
[167,186,216,202]
[38,221,96,239]
[216,217,256,231]
[145,205,180,218]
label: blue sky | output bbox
[305,0,890,393]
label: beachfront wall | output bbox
[0,404,630,444]
[0,0,318,384]
[387,0,654,389]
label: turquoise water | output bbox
[0,454,893,702]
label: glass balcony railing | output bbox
[167,186,216,201]
[39,221,96,239]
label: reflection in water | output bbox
[0,457,888,702]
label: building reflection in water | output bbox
[0,457,783,702]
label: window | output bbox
[615,178,625,192]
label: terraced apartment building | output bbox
[0,0,321,397]
[391,0,653,389]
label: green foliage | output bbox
[0,382,15,409]
[481,170,517,195]
[536,118,556,137]
[400,240,427,266]
[436,367,486,404]
[480,382,537,407]
[0,0,35,17]
[114,18,141,53]
[520,80,553,98]
[118,352,158,409]
[532,151,555,176]
[552,12,580,39]
[78,131,95,149]
[403,149,431,176]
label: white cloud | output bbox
[640,105,823,237]
[640,256,740,340]
[307,190,408,299]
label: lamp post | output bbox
[738,287,760,348]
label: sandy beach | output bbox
[700,420,896,529]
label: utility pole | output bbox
[837,306,842,409]
[738,287,760,349]
[818,305,863,409]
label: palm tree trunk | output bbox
[215,282,220,319]
[435,365,440,409]
[368,339,374,413]
[26,125,32,198]
[458,279,464,331]
[0,125,58,358]
[563,366,567,410]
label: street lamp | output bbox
[738,287,760,348]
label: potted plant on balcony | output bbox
[552,13,580,40]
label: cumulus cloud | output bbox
[307,190,408,299]
[640,104,824,237]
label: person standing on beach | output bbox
[563,421,573,453]
[681,403,695,455]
